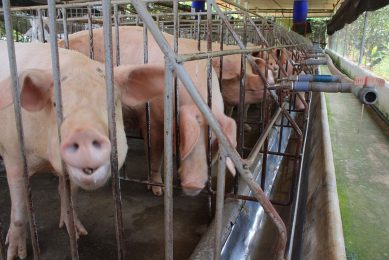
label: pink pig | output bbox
[60,26,238,196]
[0,41,162,259]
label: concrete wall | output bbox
[326,49,389,120]
[300,93,346,260]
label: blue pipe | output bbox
[297,75,341,82]
[293,0,308,23]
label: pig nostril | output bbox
[68,143,79,153]
[83,168,95,175]
[92,140,101,149]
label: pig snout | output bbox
[181,181,205,196]
[179,165,207,196]
[61,129,111,190]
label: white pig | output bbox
[0,41,164,259]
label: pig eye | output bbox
[53,102,56,107]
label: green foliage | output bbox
[332,5,389,80]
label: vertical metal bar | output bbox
[47,1,79,259]
[173,0,180,178]
[114,4,120,66]
[143,21,148,64]
[145,101,152,186]
[164,60,174,260]
[206,0,213,221]
[218,19,224,93]
[214,148,226,260]
[235,12,247,194]
[101,1,125,259]
[197,13,201,51]
[358,11,368,66]
[87,5,94,60]
[38,9,45,43]
[3,1,41,258]
[61,7,69,49]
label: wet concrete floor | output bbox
[324,66,389,259]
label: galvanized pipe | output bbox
[286,92,312,259]
[87,5,94,60]
[145,101,152,190]
[214,148,226,260]
[291,82,378,105]
[173,0,180,181]
[114,4,121,66]
[38,8,45,42]
[61,7,69,49]
[206,0,214,221]
[48,1,79,258]
[3,0,42,259]
[101,1,125,258]
[163,60,174,260]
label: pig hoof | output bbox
[244,123,252,132]
[6,224,27,260]
[59,213,88,239]
[152,186,163,196]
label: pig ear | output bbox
[217,114,237,175]
[212,58,238,80]
[179,105,201,160]
[0,69,53,112]
[20,69,53,112]
[114,64,165,107]
[252,57,266,69]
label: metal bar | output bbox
[61,7,69,49]
[177,44,301,62]
[206,0,213,222]
[38,9,45,42]
[218,19,224,93]
[197,13,201,51]
[47,1,79,259]
[4,0,42,258]
[214,148,226,260]
[286,92,311,259]
[129,1,287,257]
[143,20,148,64]
[164,60,174,260]
[173,0,180,182]
[87,5,94,60]
[101,1,125,258]
[145,101,152,189]
[114,4,120,66]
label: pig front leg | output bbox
[58,177,88,239]
[144,129,164,196]
[243,104,252,132]
[4,163,27,260]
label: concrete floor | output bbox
[0,138,210,260]
[325,81,389,259]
